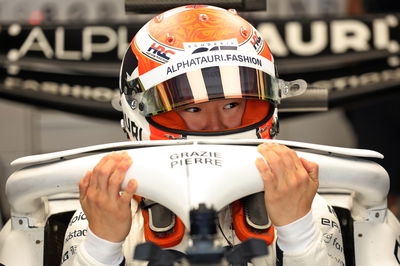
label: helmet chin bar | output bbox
[186,130,262,140]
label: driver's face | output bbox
[176,99,246,131]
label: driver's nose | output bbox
[203,112,226,130]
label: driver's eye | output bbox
[223,102,240,110]
[184,107,201,113]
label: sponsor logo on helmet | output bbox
[184,39,238,54]
[192,45,237,54]
[123,113,143,140]
[146,43,176,63]
[250,30,263,53]
[166,53,262,75]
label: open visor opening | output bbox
[131,66,306,116]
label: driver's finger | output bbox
[120,179,137,205]
[257,143,284,179]
[271,144,303,171]
[89,154,112,189]
[108,156,132,199]
[94,153,122,191]
[79,170,92,202]
[255,157,277,190]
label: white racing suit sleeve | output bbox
[275,210,317,253]
[274,193,346,266]
[82,228,124,264]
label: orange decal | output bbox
[147,9,252,49]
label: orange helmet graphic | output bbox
[119,5,306,140]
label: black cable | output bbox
[216,218,234,248]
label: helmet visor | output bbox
[139,66,280,116]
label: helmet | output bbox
[118,5,306,141]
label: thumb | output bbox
[300,157,319,183]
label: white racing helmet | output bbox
[118,5,307,140]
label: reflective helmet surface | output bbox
[119,5,305,141]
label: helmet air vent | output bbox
[166,33,175,44]
[199,13,209,22]
[240,26,249,38]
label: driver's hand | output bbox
[255,143,319,226]
[79,151,137,242]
